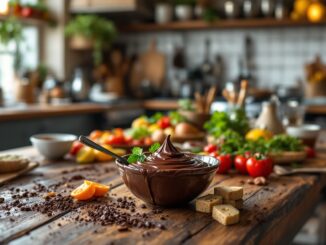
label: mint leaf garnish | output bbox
[132,147,143,155]
[149,143,161,153]
[127,154,140,164]
[128,143,161,164]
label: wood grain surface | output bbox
[0,147,326,245]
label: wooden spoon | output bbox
[274,165,326,176]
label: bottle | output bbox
[201,39,212,75]
[71,67,90,101]
[201,39,214,86]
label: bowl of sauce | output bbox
[116,136,219,206]
[30,133,77,160]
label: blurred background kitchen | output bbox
[0,0,325,146]
[1,1,326,243]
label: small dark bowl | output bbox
[116,155,219,207]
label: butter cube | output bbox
[195,194,223,213]
[214,186,243,200]
[212,205,240,225]
[224,199,243,210]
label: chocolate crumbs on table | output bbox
[0,170,167,232]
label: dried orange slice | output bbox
[71,182,96,201]
[84,180,110,197]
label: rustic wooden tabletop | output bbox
[0,147,326,245]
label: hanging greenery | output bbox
[65,15,117,66]
[0,17,23,45]
[0,17,23,71]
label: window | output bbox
[0,0,39,105]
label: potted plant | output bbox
[174,0,196,21]
[65,15,117,66]
[155,0,173,24]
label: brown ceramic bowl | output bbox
[116,155,219,207]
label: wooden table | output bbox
[0,147,326,245]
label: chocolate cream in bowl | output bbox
[116,136,218,206]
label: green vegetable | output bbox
[147,112,163,124]
[149,143,161,153]
[204,108,249,139]
[266,135,303,153]
[169,111,185,125]
[128,143,161,164]
[128,127,150,140]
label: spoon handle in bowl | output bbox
[79,136,129,165]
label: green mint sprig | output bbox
[127,143,161,164]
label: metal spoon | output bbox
[78,135,129,165]
[274,165,326,176]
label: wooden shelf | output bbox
[0,15,46,27]
[120,18,326,32]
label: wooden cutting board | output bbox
[139,39,166,90]
[0,162,39,186]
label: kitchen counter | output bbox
[0,100,325,122]
[0,147,326,244]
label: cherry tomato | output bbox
[89,130,103,140]
[204,144,217,153]
[157,116,171,129]
[214,154,232,174]
[105,135,125,145]
[234,155,248,174]
[305,146,316,158]
[246,154,273,178]
[70,141,84,156]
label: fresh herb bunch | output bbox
[168,111,185,125]
[266,135,304,153]
[127,143,161,164]
[218,130,245,154]
[204,108,249,139]
[128,127,150,140]
[147,112,163,124]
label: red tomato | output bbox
[204,144,217,153]
[215,154,232,174]
[105,135,125,145]
[246,154,273,178]
[305,146,316,158]
[234,155,248,174]
[21,7,33,17]
[70,141,84,156]
[157,116,171,129]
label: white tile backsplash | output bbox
[120,26,326,89]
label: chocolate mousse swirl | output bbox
[132,135,208,171]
